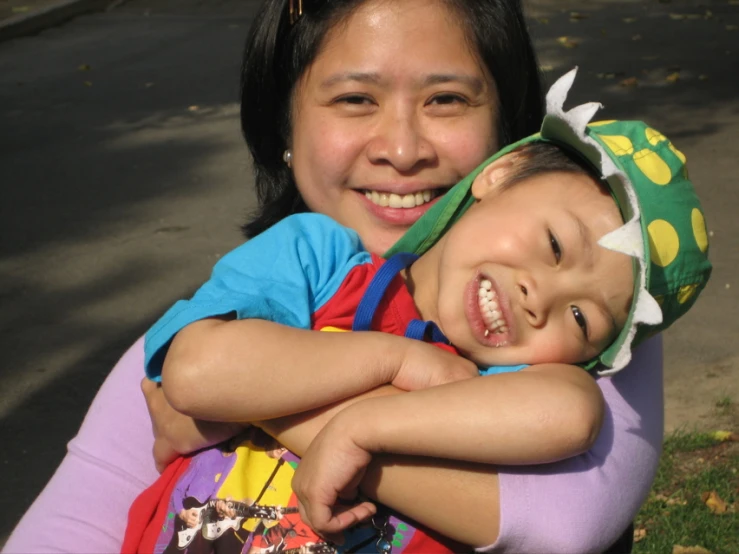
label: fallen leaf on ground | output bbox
[655,493,688,506]
[623,17,638,23]
[666,72,680,83]
[78,64,91,71]
[710,430,738,442]
[669,13,685,20]
[570,12,588,20]
[187,105,199,112]
[673,546,714,554]
[701,491,728,514]
[12,6,30,13]
[619,77,638,87]
[556,36,579,48]
[536,17,549,24]
[633,527,647,542]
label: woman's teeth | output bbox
[478,279,508,337]
[364,190,434,208]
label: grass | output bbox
[633,430,738,554]
[715,396,733,411]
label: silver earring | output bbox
[282,149,293,168]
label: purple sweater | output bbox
[3,335,663,554]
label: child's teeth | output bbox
[478,280,508,337]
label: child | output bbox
[123,70,711,554]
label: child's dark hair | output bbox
[239,0,545,238]
[497,141,606,194]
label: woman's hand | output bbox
[291,414,377,542]
[141,378,244,472]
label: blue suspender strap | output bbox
[353,252,451,345]
[352,253,419,332]
[404,319,449,344]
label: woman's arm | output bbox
[485,336,664,553]
[260,336,663,550]
[3,337,159,554]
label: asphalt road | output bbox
[1,0,738,544]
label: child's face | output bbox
[413,166,634,367]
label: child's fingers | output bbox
[152,437,178,474]
[299,499,377,538]
[318,502,378,545]
[334,501,377,529]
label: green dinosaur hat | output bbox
[387,68,712,375]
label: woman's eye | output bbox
[428,94,468,106]
[570,305,588,339]
[336,95,373,106]
[549,230,562,263]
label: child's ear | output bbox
[470,153,522,200]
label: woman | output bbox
[3,0,662,552]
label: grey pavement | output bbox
[1,0,738,544]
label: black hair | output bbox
[497,141,606,193]
[239,0,544,238]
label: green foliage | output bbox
[633,431,738,554]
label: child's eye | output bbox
[549,230,562,264]
[570,305,588,339]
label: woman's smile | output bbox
[357,186,448,225]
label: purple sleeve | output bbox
[2,337,158,554]
[479,335,664,554]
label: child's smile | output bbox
[469,274,514,347]
[407,156,634,369]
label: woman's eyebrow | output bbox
[320,72,382,88]
[319,72,484,93]
[423,74,485,94]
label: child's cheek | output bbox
[526,335,580,366]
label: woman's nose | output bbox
[366,106,435,172]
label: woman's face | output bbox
[290,0,499,254]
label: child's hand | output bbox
[291,417,377,542]
[392,340,478,391]
[141,378,244,467]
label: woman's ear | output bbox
[470,153,522,200]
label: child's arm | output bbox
[160,318,478,422]
[146,212,477,424]
[274,364,604,538]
